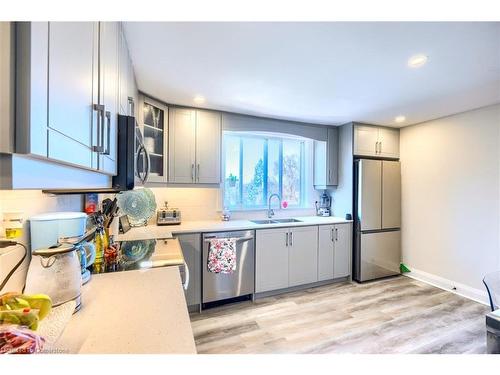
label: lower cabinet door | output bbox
[333,224,352,278]
[177,233,201,306]
[288,226,318,287]
[256,228,289,293]
[318,225,334,281]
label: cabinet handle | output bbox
[331,228,334,242]
[289,231,293,247]
[191,164,195,182]
[197,164,200,183]
[335,228,339,241]
[102,111,111,155]
[379,141,382,154]
[92,104,105,153]
[285,232,289,247]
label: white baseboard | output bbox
[403,266,490,306]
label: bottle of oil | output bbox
[93,216,108,274]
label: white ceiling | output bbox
[124,22,500,127]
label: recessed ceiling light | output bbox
[193,95,205,104]
[395,115,406,123]
[408,54,428,68]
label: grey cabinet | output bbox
[354,124,399,158]
[314,127,339,188]
[177,233,201,307]
[0,22,14,154]
[47,22,98,170]
[256,226,318,292]
[168,107,221,184]
[139,96,168,182]
[99,22,120,175]
[318,223,352,281]
[288,226,318,287]
[16,22,125,176]
[256,228,289,293]
[118,23,137,117]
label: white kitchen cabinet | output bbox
[318,223,352,281]
[353,124,399,158]
[314,127,338,188]
[169,107,221,184]
[99,22,119,175]
[177,233,201,307]
[288,226,318,287]
[47,22,98,170]
[256,228,289,293]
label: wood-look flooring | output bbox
[190,276,490,354]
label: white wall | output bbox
[400,104,500,303]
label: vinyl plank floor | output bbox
[190,276,490,354]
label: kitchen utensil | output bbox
[117,188,156,226]
[24,243,82,312]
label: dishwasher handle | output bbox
[183,261,190,291]
[203,236,253,243]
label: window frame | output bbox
[222,132,306,210]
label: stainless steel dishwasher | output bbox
[202,230,255,304]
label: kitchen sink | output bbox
[250,218,303,225]
[250,219,278,224]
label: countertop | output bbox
[116,216,352,241]
[55,266,197,354]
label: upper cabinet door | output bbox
[195,110,221,184]
[326,127,339,185]
[169,108,196,183]
[378,128,400,158]
[47,22,98,169]
[313,127,338,188]
[141,96,168,182]
[354,125,378,157]
[99,22,119,175]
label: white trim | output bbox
[403,266,490,306]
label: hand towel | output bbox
[207,238,237,274]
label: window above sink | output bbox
[223,131,311,211]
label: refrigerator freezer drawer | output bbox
[356,230,401,282]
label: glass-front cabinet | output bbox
[139,95,168,182]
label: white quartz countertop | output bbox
[55,267,197,354]
[116,216,352,241]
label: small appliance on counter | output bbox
[156,202,181,226]
[315,190,332,217]
[25,212,95,312]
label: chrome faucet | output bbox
[267,193,282,218]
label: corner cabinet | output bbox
[314,127,339,188]
[353,124,399,159]
[168,107,221,184]
[318,223,352,281]
[139,96,168,183]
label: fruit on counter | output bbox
[0,293,52,321]
[0,309,40,330]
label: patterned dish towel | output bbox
[207,238,237,274]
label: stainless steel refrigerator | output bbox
[354,159,401,282]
